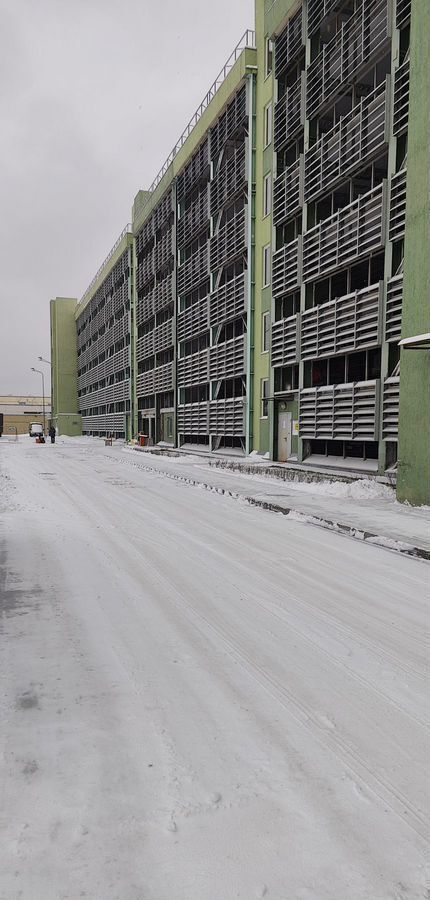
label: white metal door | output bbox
[278,412,292,462]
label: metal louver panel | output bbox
[153,319,173,354]
[153,272,174,314]
[209,335,245,380]
[301,283,381,360]
[385,275,403,342]
[209,398,245,436]
[209,86,247,159]
[274,77,302,153]
[177,140,209,202]
[396,0,411,29]
[273,158,301,227]
[153,363,174,393]
[177,190,209,249]
[209,273,246,327]
[177,349,209,388]
[389,169,407,242]
[81,414,125,431]
[177,402,209,434]
[299,380,379,440]
[272,237,301,298]
[210,144,246,216]
[271,315,300,367]
[307,0,347,38]
[210,209,246,271]
[274,7,303,78]
[136,332,154,362]
[302,183,385,282]
[304,82,387,203]
[136,291,154,325]
[177,245,208,296]
[177,298,209,343]
[393,58,409,136]
[382,377,400,440]
[306,0,390,119]
[136,370,154,397]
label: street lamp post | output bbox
[31,367,46,434]
[37,357,51,431]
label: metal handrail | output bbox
[79,223,132,307]
[142,29,255,201]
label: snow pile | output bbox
[278,475,395,500]
[211,467,396,501]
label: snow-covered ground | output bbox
[1,437,429,900]
[123,444,430,553]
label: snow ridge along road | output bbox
[1,438,429,900]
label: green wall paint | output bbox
[397,0,430,505]
[50,297,82,436]
[252,0,299,454]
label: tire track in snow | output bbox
[48,454,430,850]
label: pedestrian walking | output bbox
[48,425,56,444]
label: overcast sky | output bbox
[0,0,254,395]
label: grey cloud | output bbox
[0,0,253,393]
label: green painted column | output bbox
[397,0,430,505]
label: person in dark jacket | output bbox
[48,425,56,444]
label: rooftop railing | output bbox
[79,224,132,308]
[143,30,255,201]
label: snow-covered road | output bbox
[1,438,429,900]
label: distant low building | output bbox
[0,396,52,436]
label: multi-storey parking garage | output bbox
[177,84,254,452]
[135,189,176,444]
[132,34,256,452]
[50,0,429,504]
[76,231,133,439]
[267,0,410,470]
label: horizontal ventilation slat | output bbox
[302,182,385,282]
[304,81,387,203]
[274,76,303,153]
[301,283,381,359]
[272,237,301,298]
[306,0,390,119]
[271,315,300,367]
[299,380,378,440]
[209,335,245,380]
[209,273,246,328]
[393,58,409,137]
[275,7,303,78]
[209,398,245,436]
[389,169,407,243]
[382,377,400,440]
[385,275,403,342]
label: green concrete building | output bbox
[50,0,429,503]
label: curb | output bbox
[125,448,429,562]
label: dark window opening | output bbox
[347,351,366,381]
[329,355,346,384]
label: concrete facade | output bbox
[50,298,82,436]
[396,0,430,504]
